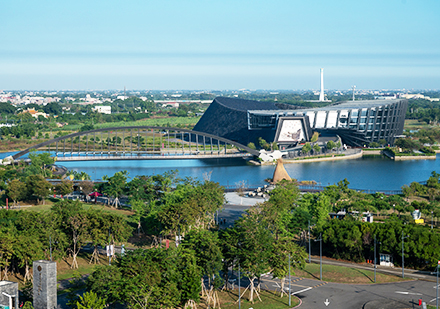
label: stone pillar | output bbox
[0,281,19,309]
[33,260,57,309]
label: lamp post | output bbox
[401,231,409,278]
[315,233,323,280]
[437,263,439,309]
[433,262,440,309]
[308,220,311,263]
[238,263,241,309]
[289,253,291,307]
[374,235,381,283]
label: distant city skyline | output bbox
[1,0,439,90]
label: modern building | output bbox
[193,96,408,148]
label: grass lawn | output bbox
[198,289,299,309]
[404,119,431,129]
[294,263,408,284]
[62,116,200,131]
[56,252,108,282]
[14,199,134,218]
[7,252,107,288]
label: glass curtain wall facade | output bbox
[248,99,408,147]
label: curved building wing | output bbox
[193,96,280,146]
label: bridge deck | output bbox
[54,153,253,161]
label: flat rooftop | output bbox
[248,99,402,115]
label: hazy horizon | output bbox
[2,0,439,90]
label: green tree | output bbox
[51,200,89,269]
[326,140,336,151]
[26,175,52,204]
[313,143,321,154]
[102,171,129,208]
[76,291,106,309]
[182,229,223,288]
[310,132,319,143]
[235,208,273,303]
[270,236,307,296]
[258,137,270,150]
[6,179,28,205]
[55,180,74,196]
[302,142,312,155]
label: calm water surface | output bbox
[1,151,438,190]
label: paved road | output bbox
[259,273,439,309]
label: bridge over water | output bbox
[12,126,259,162]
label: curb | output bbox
[291,295,302,308]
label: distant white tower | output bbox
[319,68,325,102]
[352,85,356,101]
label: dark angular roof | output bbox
[214,96,279,112]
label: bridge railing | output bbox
[223,183,402,195]
[13,126,259,160]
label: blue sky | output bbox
[1,0,439,90]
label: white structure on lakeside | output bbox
[319,68,325,102]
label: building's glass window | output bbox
[368,124,373,130]
[359,124,366,131]
[370,109,376,116]
[350,117,358,124]
[248,114,277,129]
[338,110,349,128]
[361,109,368,116]
[349,124,357,129]
[315,111,327,128]
[360,118,367,124]
[369,118,375,123]
[306,111,316,127]
[326,111,338,128]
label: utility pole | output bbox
[289,253,291,307]
[374,235,380,283]
[401,231,409,278]
[437,263,439,309]
[315,233,323,280]
[238,263,241,309]
[308,220,311,263]
[433,262,440,309]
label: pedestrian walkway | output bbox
[224,192,266,206]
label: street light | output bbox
[238,263,241,309]
[401,231,409,278]
[289,253,291,307]
[308,220,311,263]
[432,262,440,309]
[315,233,323,280]
[374,235,381,283]
[436,263,439,309]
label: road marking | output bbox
[430,297,440,302]
[291,287,313,295]
[395,291,422,295]
[312,282,328,288]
